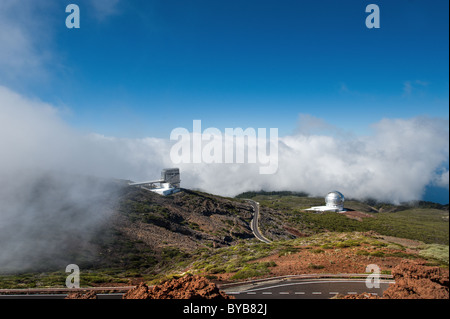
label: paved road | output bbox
[222,277,394,299]
[0,286,131,299]
[246,199,271,243]
[0,276,394,299]
[0,280,391,299]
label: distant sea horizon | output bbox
[423,185,449,205]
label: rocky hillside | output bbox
[114,187,255,251]
[0,173,256,276]
[73,186,258,276]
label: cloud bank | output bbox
[1,85,448,203]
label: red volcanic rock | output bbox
[123,275,233,299]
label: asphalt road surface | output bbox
[222,277,394,299]
[0,278,393,299]
[246,199,271,243]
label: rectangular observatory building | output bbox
[161,168,180,188]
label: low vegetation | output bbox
[288,209,448,245]
[418,244,449,265]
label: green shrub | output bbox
[230,262,275,280]
[419,244,449,265]
[385,251,418,259]
[356,250,370,256]
[371,241,388,247]
[335,240,361,248]
[308,263,325,270]
[207,266,226,274]
[278,247,300,256]
[369,251,385,257]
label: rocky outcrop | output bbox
[340,260,449,299]
[382,260,449,299]
[123,275,233,299]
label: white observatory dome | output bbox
[325,191,345,210]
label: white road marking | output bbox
[240,279,382,293]
[225,278,393,297]
[312,292,322,295]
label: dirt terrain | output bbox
[65,291,98,299]
[122,275,232,299]
[266,248,406,275]
[340,210,375,222]
[212,238,429,281]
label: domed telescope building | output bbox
[305,191,346,213]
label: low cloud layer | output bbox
[1,85,448,203]
[181,117,448,203]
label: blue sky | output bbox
[0,0,448,203]
[3,0,448,138]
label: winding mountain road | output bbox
[246,199,271,244]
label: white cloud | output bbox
[0,85,166,271]
[432,169,449,189]
[176,116,449,204]
[0,1,56,83]
[1,85,449,205]
[402,80,429,97]
[403,81,413,96]
[88,0,122,21]
[0,0,123,85]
